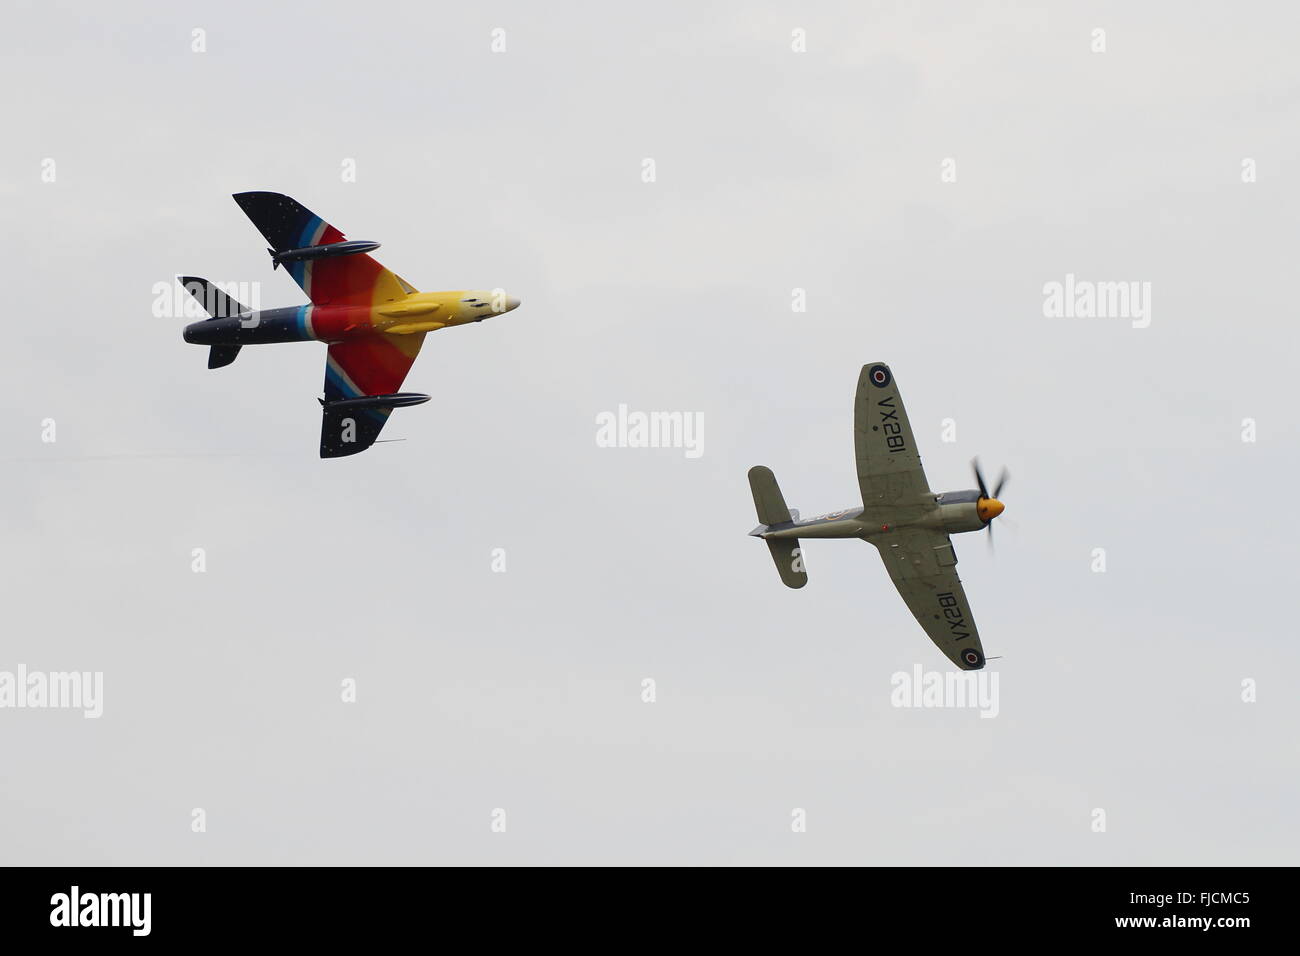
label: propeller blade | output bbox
[986,521,994,551]
[972,458,989,498]
[992,468,1009,499]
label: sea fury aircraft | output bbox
[747,363,1007,670]
[180,192,521,457]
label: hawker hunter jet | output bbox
[747,363,1007,670]
[180,191,521,457]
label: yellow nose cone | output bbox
[978,498,1004,522]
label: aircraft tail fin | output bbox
[748,465,808,588]
[178,277,247,370]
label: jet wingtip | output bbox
[232,190,284,206]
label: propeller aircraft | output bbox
[747,363,1008,670]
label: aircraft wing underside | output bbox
[233,191,413,308]
[319,333,426,458]
[854,362,931,519]
[870,527,987,670]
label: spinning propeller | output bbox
[972,458,1009,549]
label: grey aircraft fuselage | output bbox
[750,489,991,541]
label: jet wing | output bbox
[870,528,986,670]
[232,192,414,307]
[319,333,426,458]
[854,363,930,518]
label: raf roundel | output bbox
[868,364,891,388]
[961,648,984,668]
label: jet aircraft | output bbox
[180,191,520,457]
[747,363,1007,669]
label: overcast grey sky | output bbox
[1,0,1297,865]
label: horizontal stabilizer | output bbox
[748,465,793,526]
[179,278,248,369]
[177,276,250,320]
[748,465,807,587]
[208,345,242,369]
[766,538,808,589]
